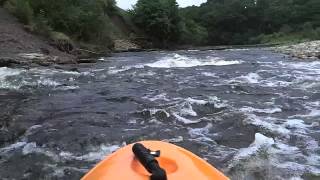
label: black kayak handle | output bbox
[132,143,167,180]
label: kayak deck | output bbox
[82,141,229,180]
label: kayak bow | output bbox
[82,141,229,180]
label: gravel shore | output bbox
[274,41,320,60]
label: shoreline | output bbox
[0,7,77,68]
[1,5,319,70]
[273,41,320,60]
[3,41,319,70]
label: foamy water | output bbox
[108,53,242,74]
[145,54,242,68]
[0,67,22,78]
[0,67,24,89]
[0,67,88,91]
[1,49,320,179]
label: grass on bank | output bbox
[1,0,130,52]
[2,0,320,48]
[251,26,320,45]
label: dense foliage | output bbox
[182,0,320,45]
[132,0,320,46]
[3,0,117,46]
[130,0,181,47]
[2,0,320,47]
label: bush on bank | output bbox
[2,0,117,49]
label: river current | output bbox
[0,49,319,179]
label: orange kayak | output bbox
[82,141,229,180]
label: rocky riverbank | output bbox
[0,7,146,68]
[274,40,320,59]
[0,8,78,68]
[114,39,142,52]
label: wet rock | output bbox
[0,131,13,146]
[0,57,22,67]
[40,48,50,55]
[193,103,226,116]
[76,58,98,64]
[0,127,26,147]
[18,53,54,66]
[163,136,184,143]
[302,173,320,180]
[1,51,75,68]
[69,67,79,72]
[213,113,257,148]
[105,96,134,103]
[154,110,170,119]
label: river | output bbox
[0,48,319,179]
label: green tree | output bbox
[5,0,119,46]
[179,18,208,45]
[179,0,320,45]
[28,0,107,41]
[131,0,181,47]
[98,0,117,15]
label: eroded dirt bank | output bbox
[0,8,76,67]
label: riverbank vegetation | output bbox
[131,0,320,46]
[1,0,320,49]
[1,0,134,52]
[192,0,319,45]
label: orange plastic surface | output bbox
[82,141,229,180]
